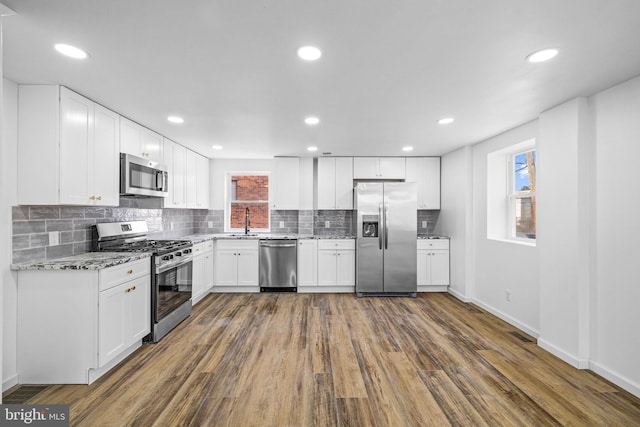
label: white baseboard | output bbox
[3,374,18,393]
[538,339,589,369]
[447,288,470,302]
[590,361,640,398]
[417,285,448,292]
[470,298,539,339]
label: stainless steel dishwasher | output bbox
[259,239,297,292]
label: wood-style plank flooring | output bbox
[11,293,640,426]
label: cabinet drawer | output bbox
[417,239,449,250]
[192,242,207,255]
[99,258,150,291]
[216,239,258,250]
[318,239,355,250]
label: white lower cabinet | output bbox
[192,241,214,304]
[17,258,151,384]
[417,239,450,291]
[313,239,355,292]
[297,239,318,287]
[214,240,259,291]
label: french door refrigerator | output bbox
[354,182,417,297]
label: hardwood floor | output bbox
[11,293,640,426]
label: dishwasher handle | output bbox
[259,241,297,248]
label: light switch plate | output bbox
[422,221,427,229]
[325,221,330,228]
[208,221,213,228]
[279,221,284,228]
[49,231,59,246]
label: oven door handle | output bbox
[155,255,193,274]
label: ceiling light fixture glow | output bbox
[298,46,322,61]
[167,116,184,124]
[307,146,318,152]
[402,146,414,152]
[437,117,455,125]
[54,43,88,59]
[305,116,320,125]
[211,145,223,150]
[526,48,559,63]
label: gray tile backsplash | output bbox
[12,204,440,263]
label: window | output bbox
[487,139,536,244]
[225,173,270,232]
[510,149,536,239]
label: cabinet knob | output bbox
[127,269,133,274]
[89,195,95,200]
[96,196,102,201]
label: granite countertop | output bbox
[418,235,450,239]
[11,252,152,271]
[178,233,356,243]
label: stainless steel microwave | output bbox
[120,153,168,197]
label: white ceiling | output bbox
[3,0,640,159]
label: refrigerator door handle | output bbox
[378,204,383,249]
[384,204,389,249]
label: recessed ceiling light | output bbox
[54,43,88,59]
[211,145,223,150]
[298,46,322,61]
[307,146,318,152]
[526,48,559,63]
[402,146,414,152]
[437,117,455,125]
[305,116,320,125]
[167,116,184,124]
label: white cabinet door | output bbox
[93,104,120,206]
[429,250,450,286]
[378,157,405,179]
[353,157,379,179]
[336,250,355,286]
[236,248,259,286]
[164,139,187,209]
[141,127,164,163]
[416,249,429,286]
[405,157,440,209]
[317,158,337,209]
[186,149,198,208]
[317,157,353,210]
[192,253,206,303]
[119,117,142,157]
[297,239,318,286]
[163,139,176,207]
[99,282,127,367]
[128,275,151,344]
[317,250,338,286]
[204,246,214,291]
[216,248,238,286]
[59,88,93,205]
[335,157,354,209]
[273,157,300,210]
[196,154,210,209]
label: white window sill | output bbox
[487,237,537,247]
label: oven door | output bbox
[154,257,193,323]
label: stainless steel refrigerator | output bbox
[355,182,417,297]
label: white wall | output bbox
[470,120,540,337]
[436,146,473,301]
[590,75,640,394]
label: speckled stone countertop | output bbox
[177,234,356,243]
[11,252,152,271]
[418,235,450,239]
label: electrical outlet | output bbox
[279,221,284,228]
[207,221,213,228]
[170,222,175,231]
[325,221,330,228]
[422,221,427,229]
[48,231,59,246]
[505,290,512,302]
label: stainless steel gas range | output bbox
[92,221,193,342]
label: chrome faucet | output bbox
[245,207,250,235]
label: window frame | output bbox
[224,171,271,233]
[507,147,536,242]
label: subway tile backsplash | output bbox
[12,204,440,263]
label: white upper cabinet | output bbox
[18,85,120,206]
[273,157,300,210]
[317,157,353,210]
[120,117,164,163]
[405,157,441,209]
[163,138,187,209]
[353,157,405,179]
[185,149,209,209]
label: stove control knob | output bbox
[184,249,192,254]
[175,252,182,256]
[162,255,171,261]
